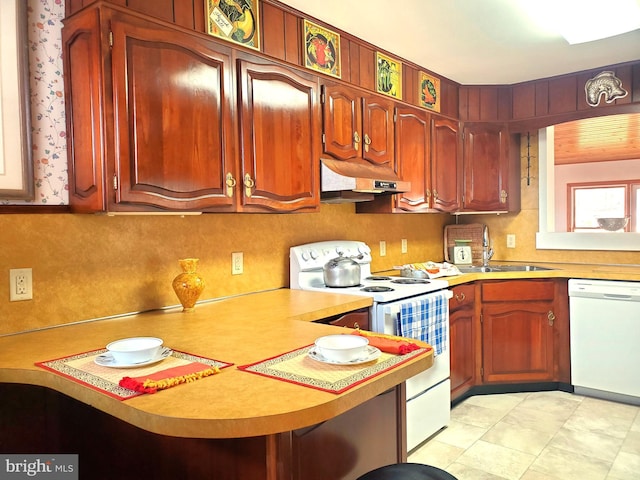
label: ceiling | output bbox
[280,0,640,85]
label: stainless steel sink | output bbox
[457,265,553,273]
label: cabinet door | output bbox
[449,284,476,400]
[462,123,509,211]
[64,8,107,213]
[110,14,236,211]
[431,117,460,212]
[322,83,361,161]
[481,301,555,383]
[237,59,320,212]
[393,106,431,212]
[361,94,395,167]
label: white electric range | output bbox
[290,240,452,451]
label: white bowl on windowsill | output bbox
[597,217,629,231]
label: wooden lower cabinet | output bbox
[0,384,404,480]
[449,284,476,401]
[480,279,565,384]
[449,279,570,401]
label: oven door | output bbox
[373,290,452,450]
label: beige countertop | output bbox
[382,262,640,286]
[0,289,434,440]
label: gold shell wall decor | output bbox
[376,52,402,100]
[585,71,628,107]
[205,0,260,50]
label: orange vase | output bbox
[172,258,205,312]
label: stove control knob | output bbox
[309,249,319,260]
[301,251,310,261]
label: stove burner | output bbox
[391,278,430,284]
[366,276,392,281]
[361,286,394,292]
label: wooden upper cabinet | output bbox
[393,106,431,212]
[63,6,319,213]
[431,116,461,212]
[322,83,394,167]
[236,57,320,212]
[462,123,512,212]
[110,13,236,211]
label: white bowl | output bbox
[106,337,163,364]
[597,217,628,231]
[314,335,369,363]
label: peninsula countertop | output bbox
[0,289,433,439]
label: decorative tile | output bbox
[548,427,623,463]
[578,396,639,421]
[517,391,582,419]
[607,451,640,480]
[501,404,569,434]
[482,420,554,456]
[621,430,640,454]
[447,463,507,480]
[433,420,487,449]
[450,401,509,429]
[408,439,464,469]
[456,440,535,480]
[563,407,636,440]
[462,392,525,413]
[530,446,611,480]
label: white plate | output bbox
[308,345,381,365]
[95,347,173,368]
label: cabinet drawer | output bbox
[314,308,370,331]
[482,280,555,302]
[449,284,475,311]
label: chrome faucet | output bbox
[482,225,494,267]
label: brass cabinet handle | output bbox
[353,131,360,150]
[455,292,466,302]
[363,133,371,152]
[225,172,236,198]
[244,173,255,198]
[548,310,556,326]
[500,189,508,203]
[433,189,439,200]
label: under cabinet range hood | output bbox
[320,158,411,203]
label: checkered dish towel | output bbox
[396,291,449,356]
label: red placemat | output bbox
[36,349,234,400]
[237,344,430,394]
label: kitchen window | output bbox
[569,180,639,232]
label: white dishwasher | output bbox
[569,279,640,405]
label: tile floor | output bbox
[408,391,640,480]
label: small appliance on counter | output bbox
[450,239,472,265]
[290,240,452,451]
[444,223,485,265]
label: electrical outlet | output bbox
[506,234,516,248]
[379,241,386,257]
[401,238,408,254]
[10,268,32,301]
[231,252,243,275]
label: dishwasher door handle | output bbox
[603,293,633,300]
